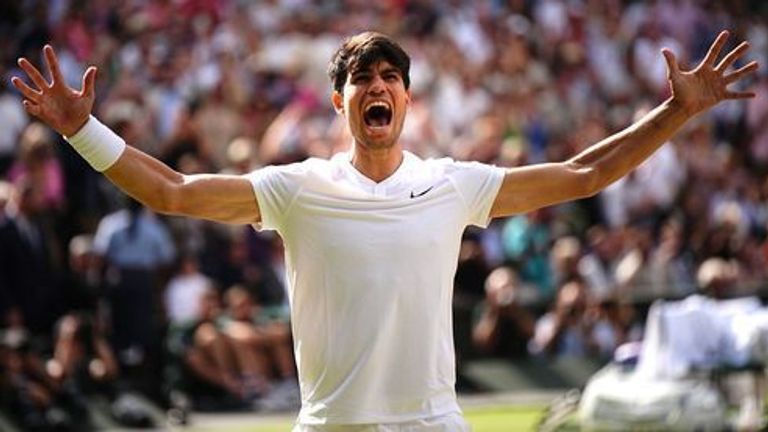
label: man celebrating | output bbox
[12,30,757,431]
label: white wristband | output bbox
[64,115,126,172]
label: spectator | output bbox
[614,225,657,299]
[696,257,742,299]
[501,208,554,297]
[529,280,602,358]
[472,267,536,359]
[1,308,87,431]
[0,180,13,314]
[590,297,643,360]
[92,198,175,369]
[46,312,119,396]
[649,217,698,297]
[578,225,621,300]
[0,83,29,177]
[549,235,583,288]
[164,254,215,329]
[455,231,491,302]
[214,228,286,306]
[160,99,216,172]
[174,288,247,409]
[7,122,65,212]
[221,285,298,411]
[0,180,63,335]
[63,234,102,314]
[600,144,685,229]
[221,286,294,385]
[746,72,768,171]
[220,136,259,175]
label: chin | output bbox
[360,123,405,150]
[358,134,398,150]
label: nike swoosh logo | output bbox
[410,186,434,199]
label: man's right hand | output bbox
[11,45,97,137]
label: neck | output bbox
[350,144,404,183]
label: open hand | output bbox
[10,45,97,137]
[664,30,759,116]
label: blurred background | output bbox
[0,0,767,430]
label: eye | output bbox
[383,71,402,81]
[351,73,370,84]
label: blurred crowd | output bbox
[1,0,767,429]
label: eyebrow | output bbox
[350,65,401,77]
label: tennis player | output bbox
[11,30,757,431]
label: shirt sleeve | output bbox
[446,161,505,228]
[248,162,307,231]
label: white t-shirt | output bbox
[164,273,211,326]
[250,151,504,424]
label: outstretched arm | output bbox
[11,46,260,225]
[490,30,759,218]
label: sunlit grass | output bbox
[466,405,545,431]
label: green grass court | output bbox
[190,405,546,431]
[463,405,545,432]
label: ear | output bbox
[405,89,412,108]
[331,91,344,114]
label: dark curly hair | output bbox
[328,31,411,95]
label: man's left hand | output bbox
[664,30,759,116]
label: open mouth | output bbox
[363,101,392,128]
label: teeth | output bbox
[365,101,391,111]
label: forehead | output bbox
[348,60,401,77]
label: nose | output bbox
[368,74,385,95]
